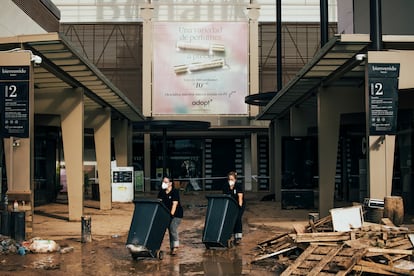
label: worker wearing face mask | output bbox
[222,171,245,245]
[158,176,183,256]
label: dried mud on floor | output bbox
[0,198,302,275]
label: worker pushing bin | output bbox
[126,198,171,260]
[202,194,239,249]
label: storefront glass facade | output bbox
[132,136,248,191]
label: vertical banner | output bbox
[0,66,30,138]
[368,63,400,135]
[134,170,144,192]
[152,22,248,115]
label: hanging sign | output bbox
[0,66,30,138]
[368,63,400,135]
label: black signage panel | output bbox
[112,171,133,183]
[0,66,29,81]
[0,66,30,138]
[368,63,400,135]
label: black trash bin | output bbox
[0,210,10,236]
[202,194,239,249]
[10,211,25,242]
[91,184,100,201]
[126,198,171,260]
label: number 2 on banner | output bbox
[370,82,383,96]
[5,85,17,98]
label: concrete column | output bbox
[318,90,340,217]
[272,118,289,204]
[1,51,34,237]
[367,135,395,198]
[318,86,364,217]
[368,50,414,90]
[366,50,414,201]
[87,109,112,210]
[112,119,129,167]
[61,88,84,221]
[141,4,154,117]
[2,52,32,193]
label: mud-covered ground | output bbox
[0,192,317,275]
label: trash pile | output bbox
[252,206,414,275]
[0,235,73,255]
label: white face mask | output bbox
[161,182,169,190]
[228,180,235,186]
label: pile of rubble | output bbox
[252,210,414,275]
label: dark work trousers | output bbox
[233,204,245,238]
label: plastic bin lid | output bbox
[133,198,170,212]
[205,194,238,204]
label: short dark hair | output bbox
[227,171,237,179]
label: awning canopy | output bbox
[0,32,145,122]
[256,34,372,120]
[256,35,370,120]
[257,34,414,121]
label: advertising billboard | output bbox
[152,22,248,115]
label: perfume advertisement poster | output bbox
[152,22,248,115]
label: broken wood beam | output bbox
[356,260,414,276]
[367,247,413,255]
[257,232,290,247]
[251,246,297,263]
[353,263,397,275]
[294,232,350,243]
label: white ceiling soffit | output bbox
[0,33,144,122]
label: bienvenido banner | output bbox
[368,63,400,135]
[0,66,30,138]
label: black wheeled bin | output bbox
[0,211,10,236]
[202,194,239,249]
[126,198,171,260]
[10,211,25,242]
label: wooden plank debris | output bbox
[294,232,350,243]
[252,211,414,276]
[355,260,414,276]
[252,246,297,262]
[367,248,413,255]
[280,243,367,276]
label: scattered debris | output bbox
[59,246,74,254]
[252,209,414,275]
[0,236,18,254]
[0,235,66,255]
[28,238,61,253]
